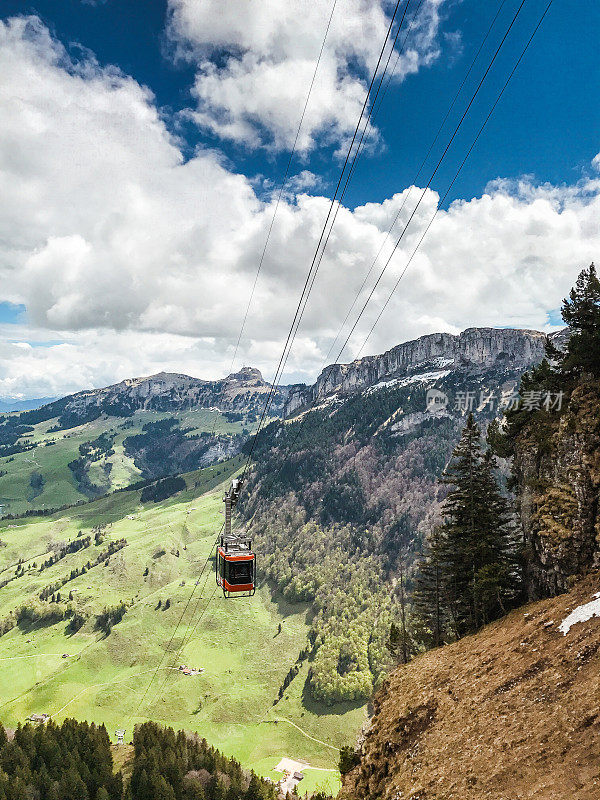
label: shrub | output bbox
[67,610,88,634]
[339,746,360,774]
[95,602,128,635]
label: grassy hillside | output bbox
[0,407,255,517]
[0,459,364,796]
[339,572,600,800]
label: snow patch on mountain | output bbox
[366,370,451,395]
[558,593,600,635]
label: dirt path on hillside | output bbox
[269,716,341,752]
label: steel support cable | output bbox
[323,0,507,363]
[241,0,407,473]
[143,5,343,715]
[241,0,408,480]
[253,0,548,506]
[262,0,419,401]
[254,0,413,396]
[155,510,241,681]
[357,0,555,355]
[119,11,352,706]
[336,0,416,196]
[144,502,247,709]
[167,580,217,664]
[226,0,340,378]
[201,0,338,456]
[142,567,218,716]
[316,0,530,372]
[142,496,246,711]
[341,0,426,195]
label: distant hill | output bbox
[0,367,296,517]
[0,397,57,413]
[19,366,294,430]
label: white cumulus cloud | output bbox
[0,16,598,400]
[167,0,449,151]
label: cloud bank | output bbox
[0,16,598,399]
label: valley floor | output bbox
[0,466,365,796]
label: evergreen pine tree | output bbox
[153,775,176,800]
[387,622,401,658]
[561,263,600,377]
[245,774,265,800]
[413,526,446,647]
[184,780,206,800]
[207,774,226,800]
[415,415,521,640]
[58,766,89,800]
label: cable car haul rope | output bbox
[216,478,256,598]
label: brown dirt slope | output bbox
[339,573,600,800]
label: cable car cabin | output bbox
[216,536,256,597]
[216,478,255,597]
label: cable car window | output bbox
[225,560,254,584]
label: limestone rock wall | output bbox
[513,381,600,597]
[286,327,548,416]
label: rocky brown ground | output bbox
[339,573,600,800]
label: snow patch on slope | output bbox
[366,370,451,395]
[558,592,600,635]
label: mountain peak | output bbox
[227,366,264,382]
[20,365,291,429]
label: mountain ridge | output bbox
[285,326,558,416]
[12,367,296,429]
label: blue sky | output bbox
[0,0,598,399]
[4,0,597,206]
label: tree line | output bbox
[0,720,279,800]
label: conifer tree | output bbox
[414,415,520,640]
[245,774,266,800]
[561,262,600,377]
[413,526,446,647]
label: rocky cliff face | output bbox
[36,366,292,424]
[512,381,600,598]
[285,327,548,416]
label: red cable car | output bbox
[216,478,256,598]
[216,536,256,598]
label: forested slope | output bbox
[0,719,278,799]
[242,364,533,704]
[0,368,290,517]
